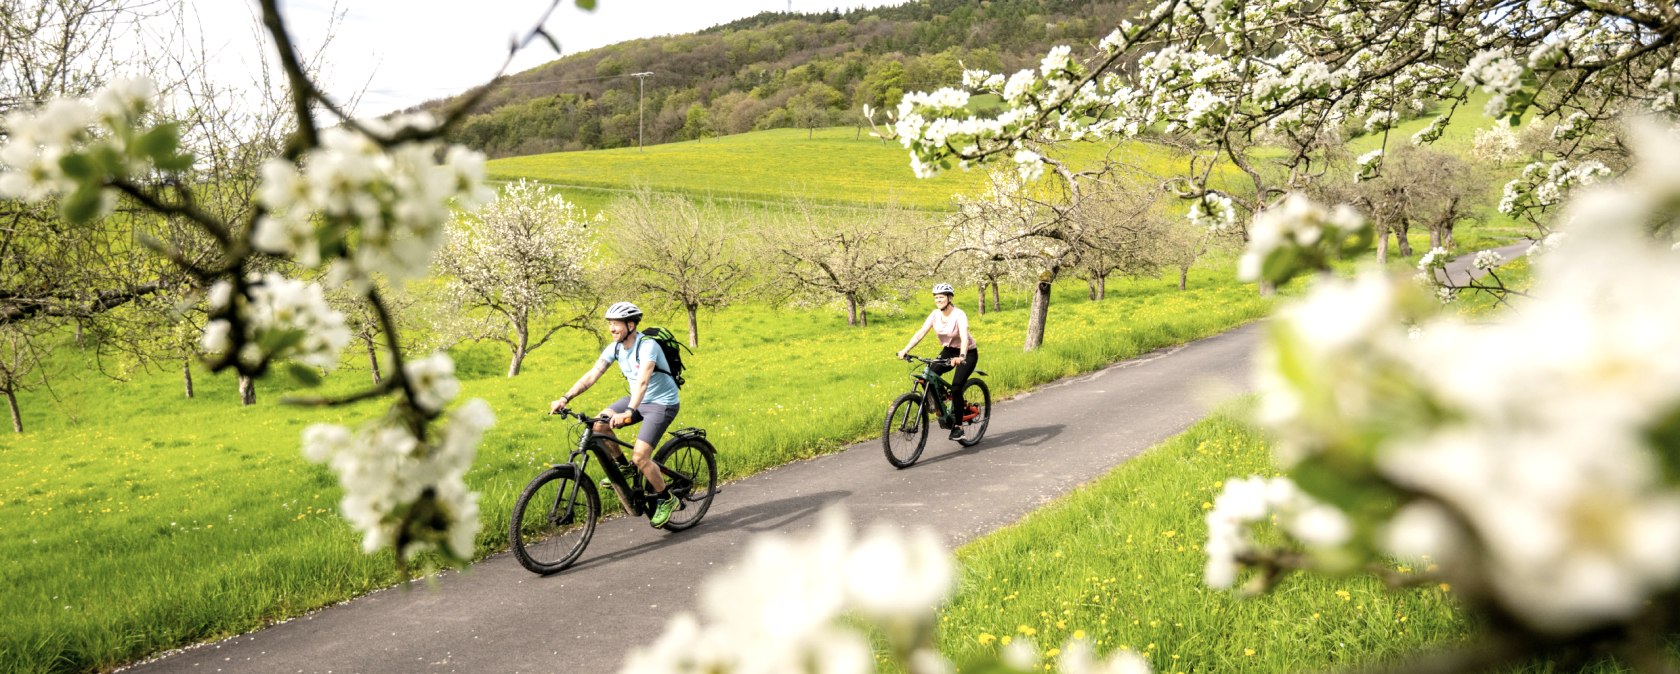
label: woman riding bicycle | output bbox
[548,301,682,528]
[896,282,979,440]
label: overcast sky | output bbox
[153,0,909,116]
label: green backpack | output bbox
[640,327,691,387]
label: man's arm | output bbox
[551,361,610,413]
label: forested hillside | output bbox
[421,0,1139,157]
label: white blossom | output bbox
[1204,475,1351,588]
[404,352,461,414]
[626,508,969,674]
[303,397,492,560]
[1462,49,1524,96]
[1247,123,1680,635]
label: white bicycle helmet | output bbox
[931,283,955,295]
[605,301,643,321]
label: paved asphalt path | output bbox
[125,324,1262,674]
[1435,240,1533,286]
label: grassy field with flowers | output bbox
[933,408,1475,674]
[0,263,1269,673]
[0,94,1541,673]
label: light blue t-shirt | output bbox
[597,335,680,406]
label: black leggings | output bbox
[931,346,978,411]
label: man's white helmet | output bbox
[931,283,955,295]
[605,301,643,321]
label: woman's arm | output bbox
[897,312,936,358]
[953,311,972,364]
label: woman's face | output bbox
[934,293,951,310]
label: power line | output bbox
[363,70,657,97]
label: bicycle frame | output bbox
[909,364,955,424]
[551,413,695,518]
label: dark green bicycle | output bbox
[881,354,992,468]
[511,408,718,575]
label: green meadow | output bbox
[2,97,1539,672]
[0,236,1267,673]
[936,407,1472,674]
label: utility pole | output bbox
[630,72,653,152]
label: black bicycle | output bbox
[881,354,992,468]
[510,408,719,575]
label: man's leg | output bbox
[632,439,667,493]
[593,412,627,463]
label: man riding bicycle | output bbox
[549,301,682,528]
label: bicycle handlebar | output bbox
[902,354,952,366]
[550,408,612,425]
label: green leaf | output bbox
[1646,402,1680,484]
[1291,458,1383,514]
[135,124,182,162]
[61,184,106,224]
[1260,246,1300,285]
[154,152,195,172]
[283,362,323,387]
[574,0,596,10]
[58,153,98,181]
[256,328,306,355]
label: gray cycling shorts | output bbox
[606,397,680,448]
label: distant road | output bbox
[124,324,1262,674]
[1435,240,1534,286]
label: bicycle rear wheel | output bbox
[882,392,929,468]
[654,438,717,531]
[957,379,991,447]
[510,465,599,575]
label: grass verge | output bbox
[935,405,1472,674]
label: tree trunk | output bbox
[846,295,860,326]
[1087,279,1097,301]
[1179,265,1190,291]
[976,284,986,316]
[238,374,256,406]
[367,341,383,384]
[1096,275,1107,301]
[685,303,700,349]
[508,323,529,377]
[1444,223,1456,251]
[1396,221,1413,257]
[5,388,20,433]
[74,321,84,347]
[1023,275,1053,351]
[1375,223,1390,264]
[183,358,194,398]
[1430,227,1442,250]
[860,307,868,327]
[990,282,1000,311]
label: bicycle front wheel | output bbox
[654,438,717,531]
[957,379,992,447]
[882,392,929,468]
[510,465,599,575]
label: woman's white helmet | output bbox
[605,301,643,321]
[931,283,955,296]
